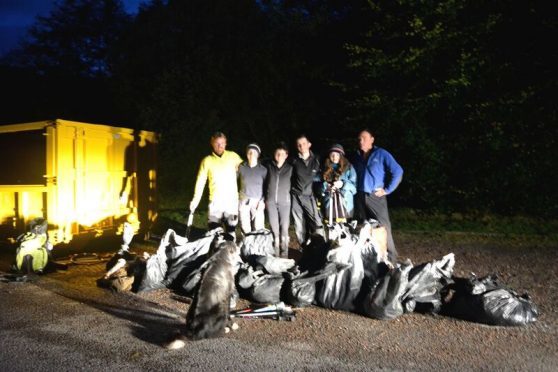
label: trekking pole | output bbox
[337,192,347,223]
[333,189,339,225]
[232,310,281,318]
[230,307,296,321]
[233,311,296,321]
[253,302,288,313]
[328,187,334,226]
[232,302,287,315]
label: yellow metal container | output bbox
[0,119,158,244]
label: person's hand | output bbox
[189,200,198,212]
[333,180,343,189]
[122,222,134,246]
[374,188,387,197]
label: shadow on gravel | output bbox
[1,223,194,347]
[35,275,184,347]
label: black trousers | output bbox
[266,200,291,257]
[291,194,324,245]
[355,191,397,261]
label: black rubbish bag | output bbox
[297,234,330,273]
[362,262,412,320]
[402,253,455,314]
[236,263,262,290]
[284,262,348,308]
[235,263,285,304]
[248,255,296,275]
[137,229,215,292]
[179,257,212,296]
[249,274,285,304]
[315,239,364,311]
[137,246,168,292]
[287,278,316,308]
[240,229,275,259]
[442,275,538,326]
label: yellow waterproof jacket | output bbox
[191,150,243,206]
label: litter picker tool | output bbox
[185,210,194,239]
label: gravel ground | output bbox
[1,231,557,370]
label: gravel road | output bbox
[1,231,557,371]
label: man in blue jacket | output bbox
[351,129,403,261]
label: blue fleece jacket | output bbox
[351,146,403,195]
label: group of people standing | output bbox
[188,129,403,261]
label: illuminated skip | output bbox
[0,119,158,245]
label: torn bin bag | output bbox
[401,253,455,314]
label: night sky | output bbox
[0,0,144,56]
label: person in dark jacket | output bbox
[265,142,293,257]
[350,129,403,262]
[290,135,325,247]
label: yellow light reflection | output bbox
[0,120,158,245]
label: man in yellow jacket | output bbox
[189,131,243,239]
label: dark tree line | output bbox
[1,0,556,217]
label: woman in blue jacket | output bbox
[321,144,357,223]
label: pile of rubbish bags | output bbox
[102,221,539,327]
